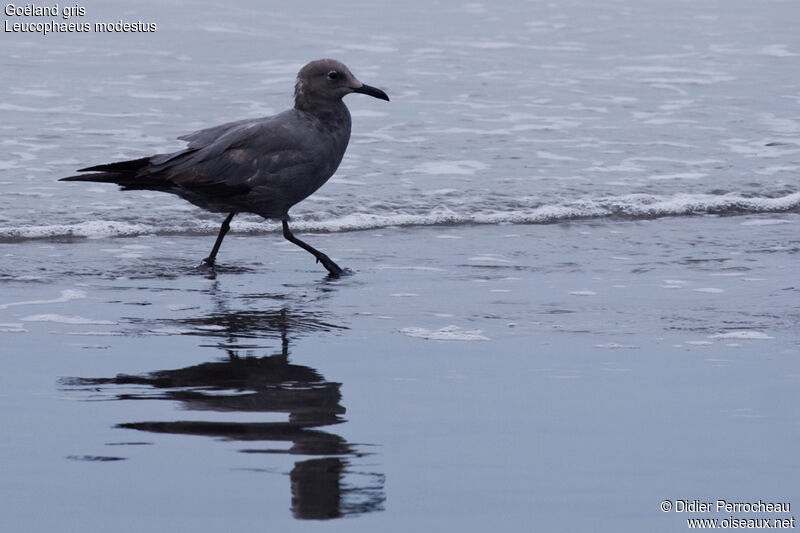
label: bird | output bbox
[60,58,389,277]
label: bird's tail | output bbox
[60,156,165,190]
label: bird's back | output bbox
[68,105,353,220]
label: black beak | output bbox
[353,83,390,102]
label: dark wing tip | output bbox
[74,157,152,174]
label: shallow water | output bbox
[2,0,799,531]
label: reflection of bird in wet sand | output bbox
[61,59,389,276]
[66,351,384,519]
[62,308,384,519]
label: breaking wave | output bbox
[1,191,798,242]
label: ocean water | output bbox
[2,0,798,240]
[1,0,799,531]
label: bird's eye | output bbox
[327,71,339,80]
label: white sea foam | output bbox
[760,44,798,57]
[8,88,60,98]
[2,192,798,241]
[127,91,184,101]
[411,160,489,175]
[468,254,512,263]
[754,165,800,176]
[708,331,774,340]
[536,151,579,161]
[618,65,736,85]
[21,314,116,325]
[1,220,159,240]
[595,343,638,349]
[149,327,195,335]
[400,325,489,341]
[59,331,125,337]
[167,304,198,311]
[454,40,518,50]
[461,3,486,14]
[740,218,793,226]
[647,172,707,181]
[194,325,227,331]
[377,265,447,271]
[0,290,86,310]
[0,323,27,333]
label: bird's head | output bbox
[294,58,389,110]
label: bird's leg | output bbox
[203,212,236,266]
[282,219,344,277]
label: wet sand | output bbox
[1,216,798,531]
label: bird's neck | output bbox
[295,99,351,132]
